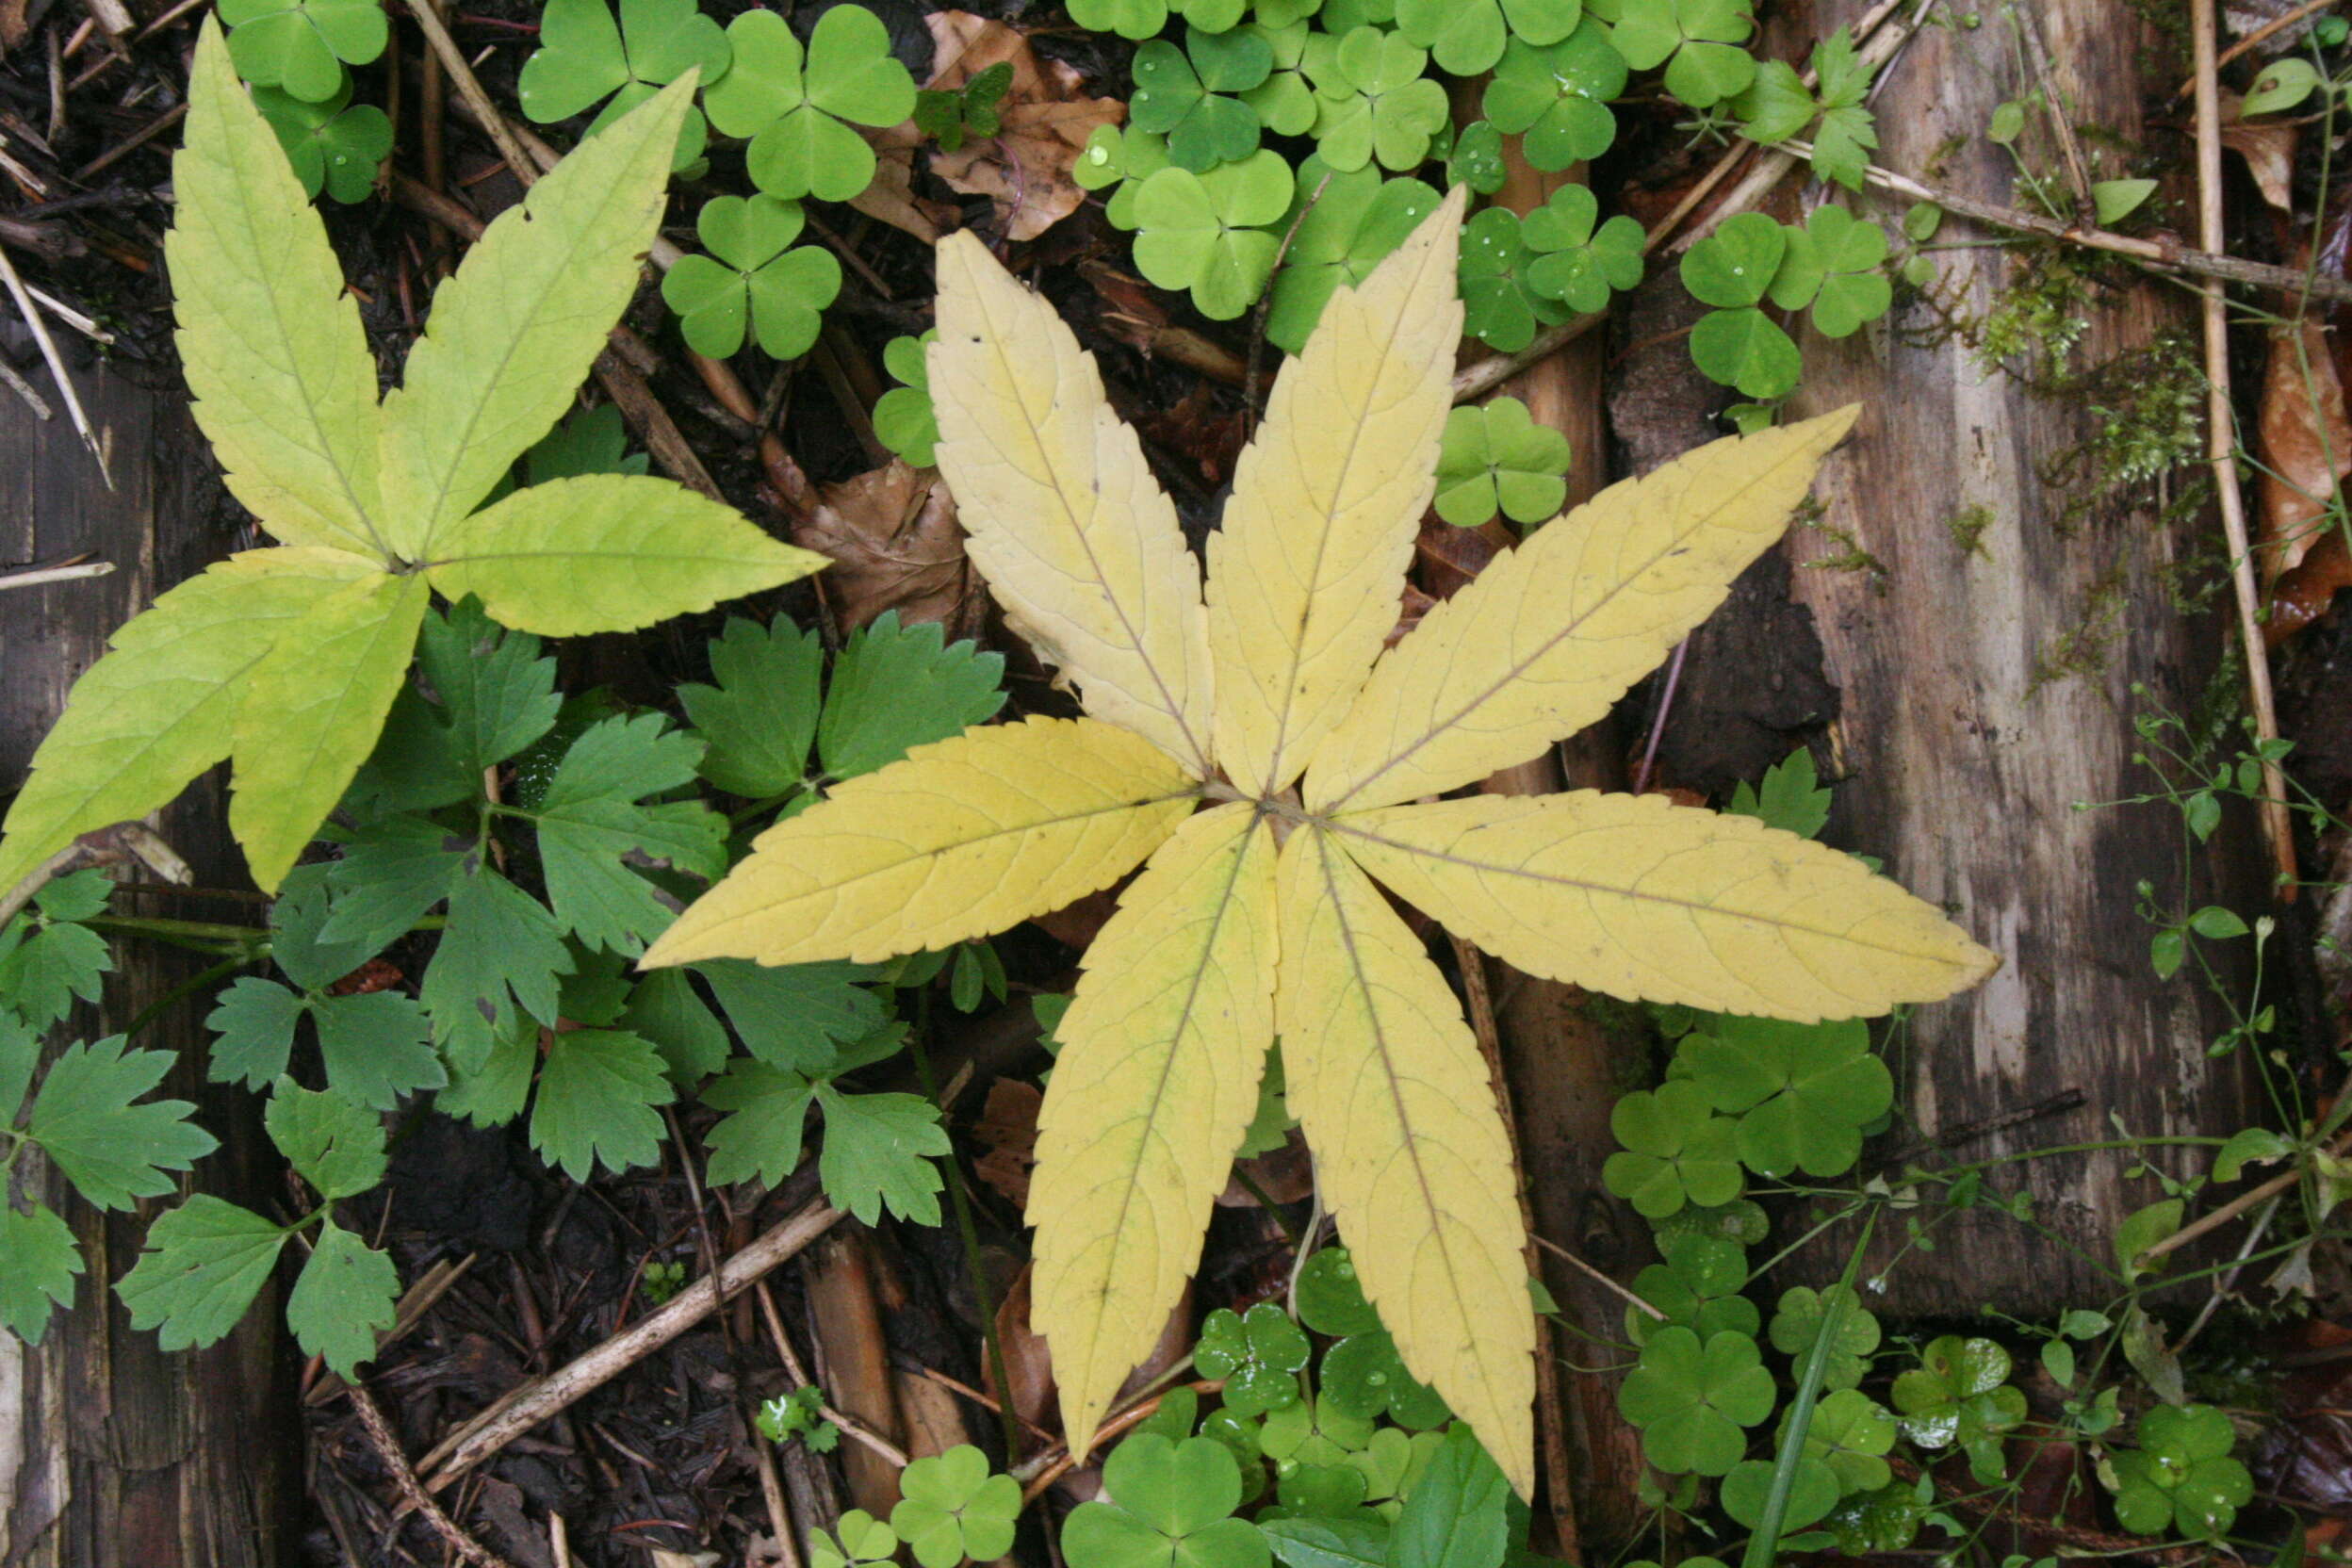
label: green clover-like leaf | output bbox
[1786,1386,1895,1494]
[812,1510,901,1568]
[1678,1015,1891,1178]
[1296,1246,1383,1336]
[1131,152,1292,319]
[1480,22,1627,171]
[874,331,939,466]
[1240,22,1321,137]
[1604,0,1755,106]
[1266,162,1442,352]
[703,7,917,202]
[517,0,727,171]
[1603,1077,1744,1217]
[2109,1403,2251,1541]
[1720,1454,1838,1530]
[1070,0,1170,39]
[218,0,385,102]
[1768,204,1890,339]
[1433,397,1574,528]
[253,80,392,203]
[1766,1282,1880,1390]
[1321,1330,1449,1428]
[661,194,842,360]
[1823,1480,1926,1555]
[1195,1301,1311,1418]
[1889,1333,2025,1481]
[1306,26,1451,173]
[1457,205,1572,351]
[1063,1434,1270,1568]
[1396,0,1583,75]
[1626,1232,1757,1346]
[1132,31,1269,172]
[1259,1396,1376,1469]
[892,1444,1022,1568]
[1075,123,1175,231]
[1521,184,1643,314]
[1616,1325,1775,1476]
[1446,120,1510,194]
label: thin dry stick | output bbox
[752,1438,804,1568]
[2193,0,2300,894]
[0,561,107,593]
[73,100,183,181]
[347,1380,520,1568]
[2174,0,2341,99]
[0,239,105,483]
[400,0,537,185]
[1531,1233,1667,1321]
[2139,1125,2352,1266]
[419,1199,845,1490]
[1784,137,2352,304]
[751,1278,913,1470]
[2017,5,2097,223]
[22,285,106,344]
[0,354,54,418]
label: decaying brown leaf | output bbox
[772,454,973,629]
[2221,90,2295,213]
[972,1078,1042,1207]
[854,123,958,244]
[923,12,1125,241]
[2256,318,2352,581]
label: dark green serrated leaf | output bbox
[116,1195,288,1351]
[704,1058,816,1187]
[28,1036,218,1210]
[680,615,824,799]
[287,1219,399,1377]
[0,1201,80,1342]
[530,1028,674,1179]
[817,612,1006,780]
[265,1078,387,1200]
[812,1082,948,1225]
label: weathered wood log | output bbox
[0,362,293,1563]
[1665,0,2261,1313]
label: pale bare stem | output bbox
[0,238,106,483]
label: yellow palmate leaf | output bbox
[1334,793,1999,1021]
[378,79,693,558]
[929,234,1214,775]
[424,473,824,637]
[1029,803,1279,1463]
[0,547,379,897]
[170,21,385,558]
[1276,825,1533,1495]
[1307,408,1859,813]
[643,716,1197,968]
[230,572,432,892]
[1205,187,1467,798]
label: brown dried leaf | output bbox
[778,457,973,630]
[2221,91,2296,212]
[972,1078,1042,1206]
[2257,318,2352,580]
[923,12,1125,241]
[989,1265,1059,1448]
[2267,528,2351,645]
[856,122,958,244]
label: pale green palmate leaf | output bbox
[0,24,816,897]
[655,195,1998,1494]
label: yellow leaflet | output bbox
[1276,826,1533,1495]
[0,548,379,896]
[1308,408,1860,813]
[230,572,431,892]
[1205,186,1467,798]
[1029,804,1277,1463]
[929,235,1214,775]
[379,79,693,558]
[425,474,824,637]
[642,716,1197,968]
[169,22,385,558]
[1334,793,1999,1021]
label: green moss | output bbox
[1974,251,2093,375]
[1946,503,1995,560]
[2026,556,2128,694]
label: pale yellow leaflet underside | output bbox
[660,192,2001,1496]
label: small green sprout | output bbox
[759,1385,842,1452]
[811,1510,899,1568]
[641,1259,687,1304]
[915,59,1013,153]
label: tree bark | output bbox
[1667,0,2261,1313]
[0,364,294,1563]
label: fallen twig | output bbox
[752,1278,912,1470]
[348,1380,519,1568]
[400,0,537,187]
[418,1199,845,1491]
[0,558,109,591]
[2192,0,2300,894]
[0,238,106,483]
[2173,0,2340,100]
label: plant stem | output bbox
[123,954,254,1039]
[906,988,1022,1463]
[1740,1212,1876,1568]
